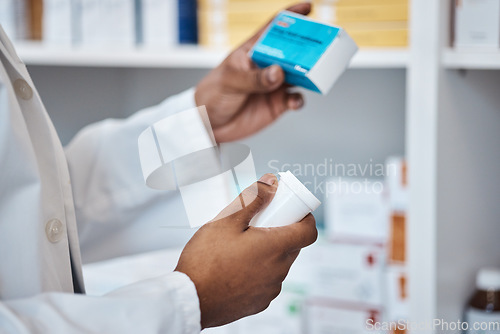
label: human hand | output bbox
[194,3,312,143]
[175,173,317,328]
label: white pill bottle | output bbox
[250,171,321,228]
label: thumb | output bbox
[225,65,285,93]
[211,174,278,230]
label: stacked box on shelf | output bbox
[453,0,500,50]
[198,0,297,48]
[385,157,409,333]
[178,0,198,44]
[29,0,189,48]
[320,177,389,333]
[312,0,409,48]
[320,157,410,333]
[141,0,178,47]
[42,0,74,45]
[0,0,28,41]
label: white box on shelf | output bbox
[141,0,178,47]
[304,300,383,334]
[43,0,73,45]
[454,0,500,49]
[286,241,386,306]
[0,0,26,41]
[81,0,135,47]
[386,156,408,212]
[325,177,389,243]
[385,266,410,322]
[102,0,136,46]
[0,0,15,40]
[80,0,101,45]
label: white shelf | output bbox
[350,48,409,68]
[15,42,228,69]
[443,48,500,69]
[14,42,408,69]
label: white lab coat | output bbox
[0,25,202,333]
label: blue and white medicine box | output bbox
[249,11,358,94]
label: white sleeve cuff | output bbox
[106,271,201,334]
[167,271,201,334]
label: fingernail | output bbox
[289,95,304,110]
[258,174,276,186]
[266,66,281,85]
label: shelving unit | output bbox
[16,42,409,69]
[443,48,500,69]
[15,1,500,333]
[409,0,500,331]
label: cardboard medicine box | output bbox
[249,10,358,94]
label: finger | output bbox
[266,89,304,119]
[222,65,285,93]
[272,214,318,252]
[242,3,313,49]
[211,174,278,231]
[286,92,304,110]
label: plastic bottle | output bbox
[250,171,321,228]
[465,268,500,334]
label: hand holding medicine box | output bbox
[249,11,358,94]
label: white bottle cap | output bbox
[278,171,321,211]
[477,268,500,291]
[250,170,321,227]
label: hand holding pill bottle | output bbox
[176,173,318,328]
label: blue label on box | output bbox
[250,11,340,92]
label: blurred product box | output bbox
[80,0,102,45]
[0,0,27,41]
[43,0,73,45]
[141,0,178,47]
[304,300,383,334]
[80,0,135,47]
[454,0,500,49]
[0,0,17,39]
[101,0,136,46]
[334,0,408,6]
[198,9,270,47]
[386,156,408,212]
[198,0,297,47]
[312,0,409,48]
[287,241,386,306]
[340,22,408,47]
[388,212,406,264]
[178,0,198,44]
[325,178,389,243]
[28,0,43,40]
[385,266,409,323]
[334,4,408,23]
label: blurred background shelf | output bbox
[15,42,409,69]
[443,48,500,69]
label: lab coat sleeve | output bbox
[65,88,206,263]
[0,271,201,334]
